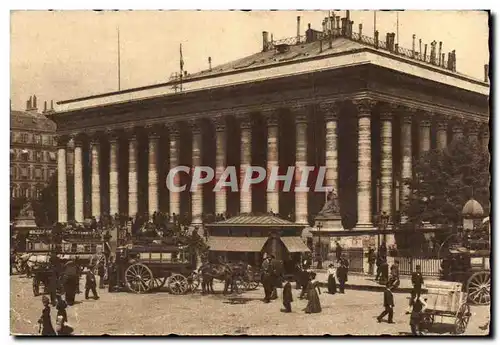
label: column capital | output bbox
[353,99,377,117]
[320,102,340,121]
[378,102,398,119]
[105,130,121,143]
[213,116,227,132]
[123,126,139,139]
[70,133,85,146]
[451,118,466,133]
[187,120,202,135]
[261,108,279,126]
[466,121,481,135]
[166,122,180,139]
[238,115,253,130]
[420,118,432,128]
[144,124,162,139]
[289,103,307,115]
[435,118,449,131]
[55,135,71,148]
[401,113,413,124]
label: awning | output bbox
[207,236,268,252]
[281,237,311,253]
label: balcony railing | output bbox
[267,29,452,72]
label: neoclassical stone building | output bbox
[48,14,490,240]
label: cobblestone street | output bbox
[10,275,490,336]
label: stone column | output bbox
[147,126,160,216]
[90,135,101,219]
[354,100,375,229]
[419,117,431,154]
[214,117,227,216]
[436,119,448,150]
[127,129,138,218]
[380,105,394,221]
[73,135,84,222]
[190,121,203,224]
[264,110,279,214]
[452,121,464,142]
[56,135,69,223]
[108,132,119,217]
[321,102,340,196]
[168,124,181,217]
[400,113,413,223]
[239,116,253,214]
[480,125,490,151]
[294,106,308,225]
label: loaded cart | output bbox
[420,281,472,335]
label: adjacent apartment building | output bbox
[10,96,58,200]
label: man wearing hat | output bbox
[38,296,56,336]
[84,267,99,300]
[261,254,274,303]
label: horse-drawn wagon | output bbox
[115,242,200,294]
[439,233,490,305]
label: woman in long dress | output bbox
[304,273,322,313]
[327,264,337,294]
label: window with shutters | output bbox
[35,151,41,162]
[21,167,28,178]
[35,168,42,180]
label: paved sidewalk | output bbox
[313,271,430,294]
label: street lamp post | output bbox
[380,211,390,243]
[316,222,323,269]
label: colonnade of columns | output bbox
[56,100,489,229]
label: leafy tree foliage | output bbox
[402,137,490,227]
[32,174,58,226]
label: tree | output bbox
[10,196,27,222]
[32,174,58,226]
[402,137,490,227]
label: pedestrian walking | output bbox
[409,295,428,335]
[107,256,117,293]
[55,294,67,326]
[335,242,343,262]
[368,247,376,275]
[390,260,400,278]
[327,263,337,294]
[84,268,99,300]
[48,269,58,306]
[304,272,322,314]
[337,255,349,294]
[97,261,105,289]
[408,265,424,310]
[377,284,395,324]
[282,278,293,313]
[38,296,56,336]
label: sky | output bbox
[10,10,489,111]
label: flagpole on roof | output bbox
[117,26,121,91]
[179,43,184,92]
[374,10,377,37]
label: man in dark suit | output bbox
[282,278,293,313]
[377,283,395,324]
[337,255,349,293]
[409,265,424,308]
[85,268,99,300]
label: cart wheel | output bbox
[32,278,40,297]
[167,274,188,295]
[151,277,167,291]
[454,303,471,334]
[186,272,200,293]
[467,271,490,305]
[124,263,154,294]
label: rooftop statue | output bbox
[318,189,340,216]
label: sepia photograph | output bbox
[9,9,491,336]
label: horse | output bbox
[198,261,251,295]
